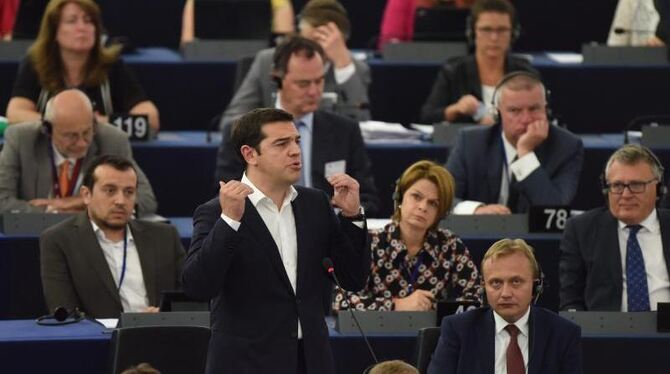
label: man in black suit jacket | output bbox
[215,36,379,216]
[429,239,582,374]
[40,155,184,318]
[560,145,670,311]
[183,108,370,374]
[446,72,583,214]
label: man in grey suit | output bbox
[0,89,157,215]
[446,72,583,214]
[221,0,371,127]
[216,36,379,215]
[560,144,670,311]
[40,155,184,318]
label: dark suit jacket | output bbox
[39,212,185,318]
[215,110,380,216]
[420,55,537,124]
[428,306,582,374]
[182,189,370,374]
[446,123,584,213]
[559,207,670,311]
[655,0,670,43]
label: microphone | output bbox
[614,27,655,35]
[322,258,379,364]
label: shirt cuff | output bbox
[220,213,241,231]
[453,201,484,215]
[334,62,356,84]
[510,152,540,182]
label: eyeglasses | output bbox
[606,179,658,194]
[54,127,94,143]
[476,26,512,36]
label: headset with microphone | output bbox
[36,306,85,326]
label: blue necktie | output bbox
[626,225,651,312]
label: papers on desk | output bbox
[546,53,583,64]
[97,318,118,329]
[359,121,425,143]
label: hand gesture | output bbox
[327,173,360,217]
[394,290,434,311]
[474,204,511,215]
[455,95,480,116]
[219,180,253,222]
[516,119,548,157]
[312,22,352,68]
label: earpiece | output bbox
[35,306,85,326]
[42,119,53,136]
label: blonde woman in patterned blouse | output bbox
[334,160,481,311]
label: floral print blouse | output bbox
[334,221,482,311]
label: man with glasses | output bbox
[560,144,670,311]
[446,72,583,214]
[0,89,157,215]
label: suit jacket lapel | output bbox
[130,221,158,306]
[478,309,496,373]
[600,212,623,300]
[74,213,122,308]
[657,210,670,280]
[527,308,547,374]
[292,193,308,298]
[487,126,504,203]
[35,134,54,198]
[242,199,295,295]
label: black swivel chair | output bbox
[413,327,441,374]
[108,325,211,374]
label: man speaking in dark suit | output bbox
[183,108,370,374]
[428,239,582,374]
[446,72,583,214]
[560,144,670,311]
[40,155,184,318]
[215,36,379,216]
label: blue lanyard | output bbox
[117,228,128,290]
[404,251,425,294]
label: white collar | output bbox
[500,131,517,166]
[241,173,298,209]
[90,219,133,244]
[51,142,78,166]
[618,208,660,234]
[493,306,530,337]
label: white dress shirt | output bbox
[494,307,530,374]
[453,132,540,214]
[91,221,149,312]
[220,173,303,338]
[618,209,670,311]
[607,0,660,46]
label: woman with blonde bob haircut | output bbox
[6,0,160,131]
[334,160,481,311]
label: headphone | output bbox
[599,145,668,201]
[42,119,53,136]
[36,306,85,326]
[464,12,521,47]
[490,71,552,124]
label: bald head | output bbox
[45,89,95,159]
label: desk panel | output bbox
[0,319,668,374]
[1,51,668,134]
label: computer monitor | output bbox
[97,0,186,50]
[194,0,272,40]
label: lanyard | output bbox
[404,251,425,294]
[48,143,83,198]
[117,228,128,290]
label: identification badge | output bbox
[325,160,346,178]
